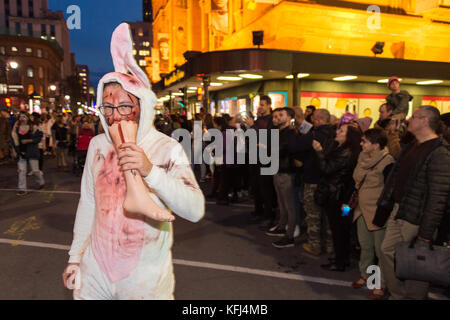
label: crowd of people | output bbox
[0,107,99,194]
[1,76,449,300]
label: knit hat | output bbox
[388,76,400,88]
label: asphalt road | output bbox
[0,154,445,300]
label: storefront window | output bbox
[268,92,287,109]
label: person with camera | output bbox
[374,106,450,300]
[312,123,362,271]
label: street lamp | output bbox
[9,61,19,69]
[49,85,57,91]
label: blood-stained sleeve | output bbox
[144,142,205,223]
[68,138,98,263]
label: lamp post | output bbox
[3,60,19,95]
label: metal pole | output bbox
[292,72,299,106]
[202,76,209,113]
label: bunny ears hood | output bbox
[97,23,157,145]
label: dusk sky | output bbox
[49,0,142,89]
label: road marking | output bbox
[0,238,70,250]
[3,217,40,246]
[0,238,351,288]
[0,189,254,208]
[0,188,80,195]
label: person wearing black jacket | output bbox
[11,112,45,196]
[312,124,362,271]
[266,107,300,248]
[375,106,450,300]
[243,95,277,229]
[288,109,336,256]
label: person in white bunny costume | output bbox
[62,23,205,300]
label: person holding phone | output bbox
[312,123,362,271]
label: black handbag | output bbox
[395,237,450,285]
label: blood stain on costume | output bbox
[157,160,175,173]
[91,147,145,283]
[181,177,199,190]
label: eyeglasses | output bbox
[98,105,135,116]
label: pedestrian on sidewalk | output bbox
[0,104,11,164]
[312,123,362,271]
[11,112,45,196]
[351,128,394,299]
[266,107,300,248]
[52,116,69,170]
[375,106,450,300]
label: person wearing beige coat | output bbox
[351,129,394,299]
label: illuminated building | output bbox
[151,0,450,117]
[127,21,153,80]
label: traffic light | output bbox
[4,98,11,107]
[197,87,203,101]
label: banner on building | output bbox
[151,48,161,82]
[157,33,170,74]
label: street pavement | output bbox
[0,154,446,300]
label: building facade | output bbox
[128,21,153,81]
[75,64,90,104]
[151,0,450,118]
[0,33,63,111]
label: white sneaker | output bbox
[294,225,301,238]
[269,224,279,232]
[286,225,301,238]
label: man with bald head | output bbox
[292,106,313,135]
[288,108,335,257]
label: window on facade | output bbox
[39,66,44,79]
[16,22,21,35]
[50,25,55,38]
[29,0,34,17]
[12,46,18,52]
[26,48,32,53]
[138,28,143,37]
[139,60,147,66]
[28,23,33,36]
[27,67,34,78]
[18,0,23,16]
[142,41,150,47]
[41,24,47,37]
[37,49,42,57]
[132,49,137,55]
[144,30,149,37]
[28,84,34,95]
[0,46,5,55]
[139,50,150,56]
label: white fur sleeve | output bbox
[68,141,97,263]
[144,143,205,223]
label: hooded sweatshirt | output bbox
[68,23,204,295]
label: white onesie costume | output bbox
[67,23,205,300]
